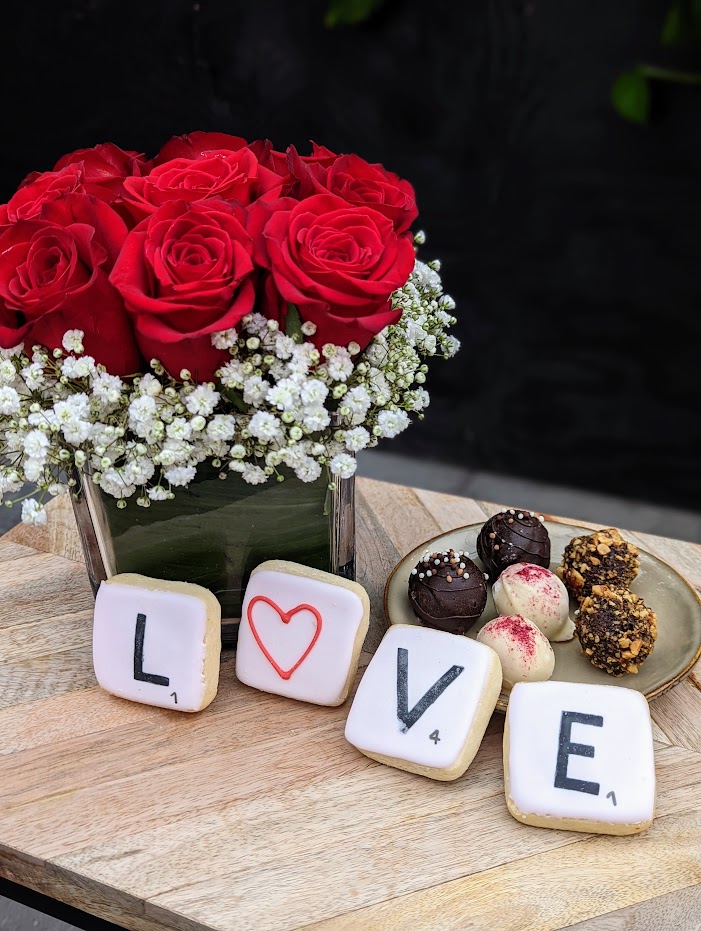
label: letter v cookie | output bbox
[345,624,502,780]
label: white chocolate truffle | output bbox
[492,562,574,642]
[476,614,555,691]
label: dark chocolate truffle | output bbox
[476,510,550,581]
[557,528,639,600]
[575,584,657,676]
[408,548,487,635]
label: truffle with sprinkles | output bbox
[408,548,487,634]
[476,509,551,580]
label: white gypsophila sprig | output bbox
[0,245,458,520]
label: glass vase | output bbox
[72,462,355,646]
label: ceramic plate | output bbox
[384,521,701,712]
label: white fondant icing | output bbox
[506,681,655,826]
[345,625,499,771]
[236,567,367,705]
[93,582,212,712]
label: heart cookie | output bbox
[236,560,369,706]
[247,595,322,680]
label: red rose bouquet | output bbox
[0,134,458,525]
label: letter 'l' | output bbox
[133,613,170,686]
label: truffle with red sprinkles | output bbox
[408,548,487,634]
[476,614,555,690]
[476,509,551,580]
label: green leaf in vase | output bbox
[611,69,650,124]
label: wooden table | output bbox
[1,478,701,931]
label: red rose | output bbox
[250,193,415,349]
[54,142,146,203]
[110,199,256,381]
[153,131,250,165]
[288,148,417,234]
[259,142,339,196]
[0,164,85,226]
[122,147,282,223]
[0,194,141,375]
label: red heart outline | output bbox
[247,595,323,680]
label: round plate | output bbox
[384,520,701,712]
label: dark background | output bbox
[1,0,699,510]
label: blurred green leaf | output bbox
[661,2,684,45]
[325,0,387,27]
[611,69,650,123]
[285,303,304,342]
[661,0,701,45]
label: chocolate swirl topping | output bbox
[476,509,551,580]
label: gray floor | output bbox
[1,450,699,931]
[0,899,78,931]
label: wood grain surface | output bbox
[1,479,700,931]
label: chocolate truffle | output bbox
[408,548,487,635]
[476,510,551,581]
[575,584,657,676]
[476,614,555,690]
[492,562,574,642]
[557,528,639,600]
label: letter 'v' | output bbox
[396,647,464,732]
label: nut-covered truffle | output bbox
[408,548,487,635]
[476,509,551,580]
[558,528,639,600]
[575,584,657,676]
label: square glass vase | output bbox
[72,462,355,646]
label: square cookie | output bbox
[345,624,502,780]
[504,680,656,835]
[93,573,221,712]
[235,560,369,706]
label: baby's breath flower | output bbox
[249,411,282,443]
[0,359,16,383]
[326,347,353,381]
[242,375,268,407]
[302,407,330,431]
[61,356,96,379]
[184,385,220,417]
[329,452,357,479]
[211,328,238,350]
[377,409,410,438]
[164,465,197,486]
[241,463,267,485]
[0,386,21,415]
[92,372,123,404]
[343,427,371,452]
[207,415,236,442]
[21,498,47,526]
[21,362,45,391]
[62,329,85,354]
[138,374,163,397]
